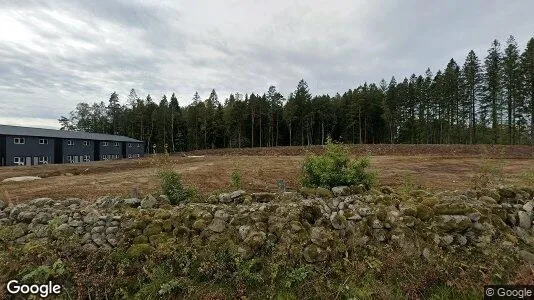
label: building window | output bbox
[128,154,132,158]
[67,155,74,163]
[83,141,89,146]
[128,143,132,147]
[39,139,48,145]
[84,155,90,162]
[39,156,48,164]
[136,154,140,158]
[114,142,119,147]
[103,142,109,146]
[14,157,23,165]
[14,137,25,144]
[67,140,74,146]
[137,144,140,148]
[101,155,106,160]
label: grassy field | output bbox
[1,144,534,203]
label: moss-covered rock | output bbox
[132,235,148,244]
[127,243,154,258]
[415,204,434,221]
[434,215,472,232]
[0,223,27,242]
[433,203,476,215]
[316,187,333,199]
[251,192,277,202]
[303,244,327,263]
[143,222,163,236]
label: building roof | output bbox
[0,124,143,142]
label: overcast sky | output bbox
[0,0,533,129]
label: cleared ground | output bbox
[1,144,534,203]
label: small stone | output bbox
[83,213,98,224]
[238,225,251,240]
[214,210,230,221]
[332,186,350,196]
[518,211,532,229]
[348,213,362,221]
[519,250,534,263]
[218,193,232,203]
[229,190,246,202]
[91,226,105,234]
[250,192,276,202]
[303,244,328,263]
[105,226,119,234]
[373,229,387,242]
[68,220,83,227]
[371,219,383,229]
[30,198,52,207]
[140,195,157,209]
[358,206,371,217]
[83,243,98,252]
[310,227,331,247]
[244,231,266,250]
[455,234,467,246]
[92,234,105,245]
[441,235,454,245]
[332,198,340,208]
[330,211,346,229]
[124,198,141,207]
[192,219,207,230]
[208,218,226,233]
[524,201,534,213]
[479,196,497,204]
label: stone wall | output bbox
[1,185,534,264]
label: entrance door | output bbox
[33,157,39,165]
[26,157,31,166]
[79,156,84,163]
[74,156,79,163]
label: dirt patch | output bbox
[186,144,534,158]
[1,151,533,204]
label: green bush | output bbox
[301,139,376,189]
[158,170,191,205]
[231,170,242,189]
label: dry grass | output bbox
[1,151,534,203]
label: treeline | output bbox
[59,35,534,152]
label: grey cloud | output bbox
[0,0,533,128]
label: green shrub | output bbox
[158,170,191,205]
[231,170,242,189]
[301,139,376,189]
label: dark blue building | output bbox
[0,124,145,166]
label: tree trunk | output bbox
[321,121,325,145]
[289,122,292,146]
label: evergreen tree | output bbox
[522,38,534,144]
[462,50,482,143]
[483,40,503,144]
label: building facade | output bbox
[0,125,145,166]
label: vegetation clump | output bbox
[158,170,193,205]
[301,139,376,189]
[231,170,242,189]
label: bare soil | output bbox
[1,145,533,203]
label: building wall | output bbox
[4,135,55,166]
[0,135,6,166]
[61,138,95,163]
[98,140,123,160]
[124,142,145,158]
